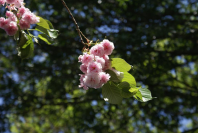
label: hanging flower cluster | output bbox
[0,0,40,36]
[78,39,115,90]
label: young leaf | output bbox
[35,25,48,35]
[47,29,59,39]
[46,20,54,29]
[102,81,122,104]
[118,82,138,98]
[17,31,28,47]
[36,16,50,29]
[14,29,20,41]
[38,34,52,45]
[121,72,136,87]
[111,58,131,72]
[20,35,34,59]
[106,69,120,83]
[134,88,153,102]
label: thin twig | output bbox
[61,0,86,45]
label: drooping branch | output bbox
[61,0,88,45]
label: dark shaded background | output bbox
[0,0,198,132]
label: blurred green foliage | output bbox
[0,0,198,132]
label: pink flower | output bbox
[87,61,102,73]
[0,18,10,29]
[5,21,18,36]
[13,0,24,8]
[81,54,94,65]
[90,44,104,57]
[78,55,83,62]
[103,59,111,71]
[31,15,40,24]
[95,72,110,88]
[83,73,101,88]
[22,12,39,24]
[6,11,17,22]
[80,64,88,74]
[18,7,28,16]
[101,39,114,55]
[19,19,30,30]
[78,74,89,90]
[7,5,17,11]
[0,0,6,5]
[102,55,111,70]
[6,0,16,4]
[95,56,105,68]
[99,72,110,84]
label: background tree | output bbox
[0,0,198,132]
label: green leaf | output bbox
[17,33,34,59]
[20,35,34,59]
[111,58,131,72]
[17,31,28,47]
[35,25,48,35]
[35,26,59,39]
[38,34,52,45]
[36,16,50,29]
[14,29,20,41]
[22,35,33,48]
[118,82,138,98]
[47,29,59,39]
[134,88,153,102]
[102,81,122,104]
[121,72,136,87]
[46,20,54,29]
[106,69,120,83]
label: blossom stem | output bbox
[61,0,88,45]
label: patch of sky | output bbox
[179,118,192,132]
[163,15,174,20]
[123,27,132,31]
[141,35,147,40]
[95,113,101,118]
[181,0,188,5]
[179,8,186,13]
[126,51,131,56]
[79,11,85,18]
[170,69,176,77]
[176,4,181,8]
[93,7,102,14]
[156,6,165,12]
[111,11,116,15]
[33,53,48,63]
[113,18,121,24]
[83,6,88,10]
[145,24,149,28]
[91,100,98,106]
[97,25,119,33]
[176,56,187,64]
[0,97,3,106]
[103,105,109,111]
[65,94,71,99]
[10,72,19,83]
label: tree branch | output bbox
[61,0,86,45]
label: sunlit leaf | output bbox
[134,88,153,102]
[118,82,138,98]
[111,58,131,72]
[47,29,59,39]
[36,16,50,29]
[121,72,136,87]
[38,34,52,44]
[102,81,122,104]
[106,69,120,83]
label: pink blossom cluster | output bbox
[0,0,40,36]
[78,39,115,90]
